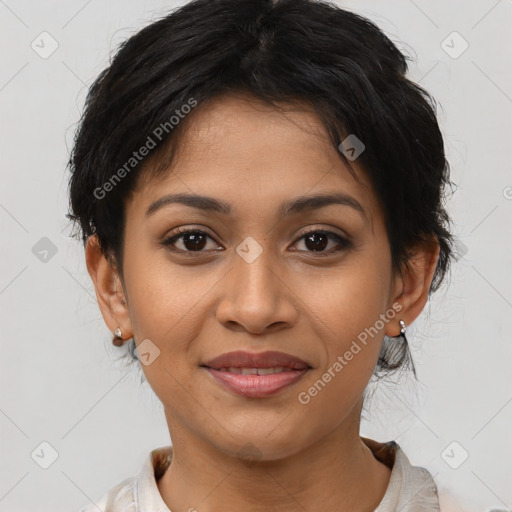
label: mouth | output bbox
[200,350,311,398]
[209,366,300,375]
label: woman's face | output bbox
[99,94,408,460]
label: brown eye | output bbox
[161,227,351,256]
[162,228,220,253]
[293,229,351,254]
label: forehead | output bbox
[131,93,378,226]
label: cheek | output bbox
[121,248,205,382]
[302,254,391,346]
[294,284,386,436]
[123,242,206,337]
[295,255,390,400]
[295,358,374,445]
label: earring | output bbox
[392,320,407,341]
[112,327,125,347]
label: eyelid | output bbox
[164,225,216,240]
[291,226,352,254]
[298,224,348,239]
[162,226,221,249]
[163,224,348,242]
[161,224,352,257]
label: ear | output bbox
[385,236,440,337]
[85,235,132,339]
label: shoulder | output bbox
[76,476,136,512]
[75,446,173,512]
[361,436,441,511]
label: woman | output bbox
[67,0,455,510]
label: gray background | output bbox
[1,0,511,510]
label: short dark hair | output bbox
[66,0,456,376]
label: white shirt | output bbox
[77,437,440,511]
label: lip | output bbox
[200,350,311,398]
[202,350,310,370]
[203,367,310,398]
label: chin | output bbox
[211,426,312,463]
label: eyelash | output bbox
[161,226,352,256]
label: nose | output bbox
[215,244,299,335]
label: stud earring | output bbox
[114,327,122,338]
[391,320,407,341]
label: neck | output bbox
[157,405,391,512]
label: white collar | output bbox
[103,438,440,511]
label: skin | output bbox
[86,92,439,512]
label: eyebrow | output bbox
[146,192,367,220]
